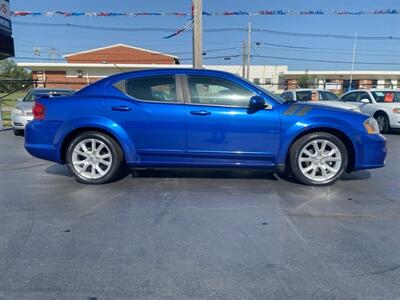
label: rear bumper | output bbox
[11,114,33,130]
[353,133,387,171]
[24,120,61,163]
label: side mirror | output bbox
[249,96,266,110]
[360,98,370,104]
[17,98,23,102]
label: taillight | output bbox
[32,102,45,120]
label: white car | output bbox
[280,89,361,112]
[11,88,74,136]
[340,89,400,133]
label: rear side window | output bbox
[114,75,178,103]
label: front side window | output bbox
[296,91,312,101]
[187,76,255,107]
[357,91,371,102]
[318,91,340,101]
[114,75,178,103]
[341,92,357,102]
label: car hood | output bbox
[14,101,34,112]
[304,101,359,111]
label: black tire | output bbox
[289,132,348,186]
[66,131,125,184]
[374,112,390,134]
[13,129,24,136]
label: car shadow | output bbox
[45,164,73,177]
[133,168,278,180]
[341,170,371,181]
[45,164,371,183]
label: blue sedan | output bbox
[25,69,386,185]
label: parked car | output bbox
[340,89,400,133]
[11,88,74,135]
[25,69,386,186]
[280,89,360,112]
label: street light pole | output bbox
[349,32,357,91]
[242,41,246,78]
[192,0,203,69]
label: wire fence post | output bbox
[0,101,3,130]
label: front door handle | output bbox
[190,110,211,116]
[111,106,132,111]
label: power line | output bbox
[14,54,241,62]
[13,21,400,40]
[254,44,400,58]
[254,41,400,54]
[252,54,400,65]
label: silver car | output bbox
[280,89,361,112]
[340,89,400,133]
[11,88,74,135]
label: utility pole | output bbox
[50,48,57,63]
[349,32,357,91]
[192,0,203,69]
[0,101,3,130]
[242,41,246,78]
[246,21,251,80]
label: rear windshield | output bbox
[23,90,74,101]
[371,91,400,103]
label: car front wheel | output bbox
[66,131,124,184]
[289,132,348,186]
[374,113,390,134]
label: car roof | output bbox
[345,89,399,93]
[284,89,335,92]
[30,88,74,92]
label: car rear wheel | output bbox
[374,113,390,134]
[66,131,124,184]
[289,132,348,186]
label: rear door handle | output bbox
[190,110,211,116]
[111,106,132,111]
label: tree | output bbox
[0,59,32,93]
[297,73,316,88]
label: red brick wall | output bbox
[66,45,176,64]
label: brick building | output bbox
[18,43,288,92]
[21,44,180,90]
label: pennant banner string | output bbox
[11,9,400,17]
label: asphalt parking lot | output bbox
[1,130,400,299]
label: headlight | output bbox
[392,108,400,114]
[11,108,24,115]
[363,117,380,134]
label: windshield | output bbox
[23,89,74,102]
[371,91,400,103]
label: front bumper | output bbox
[353,133,387,171]
[11,113,33,130]
[389,113,400,129]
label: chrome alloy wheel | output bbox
[71,138,113,179]
[298,139,342,182]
